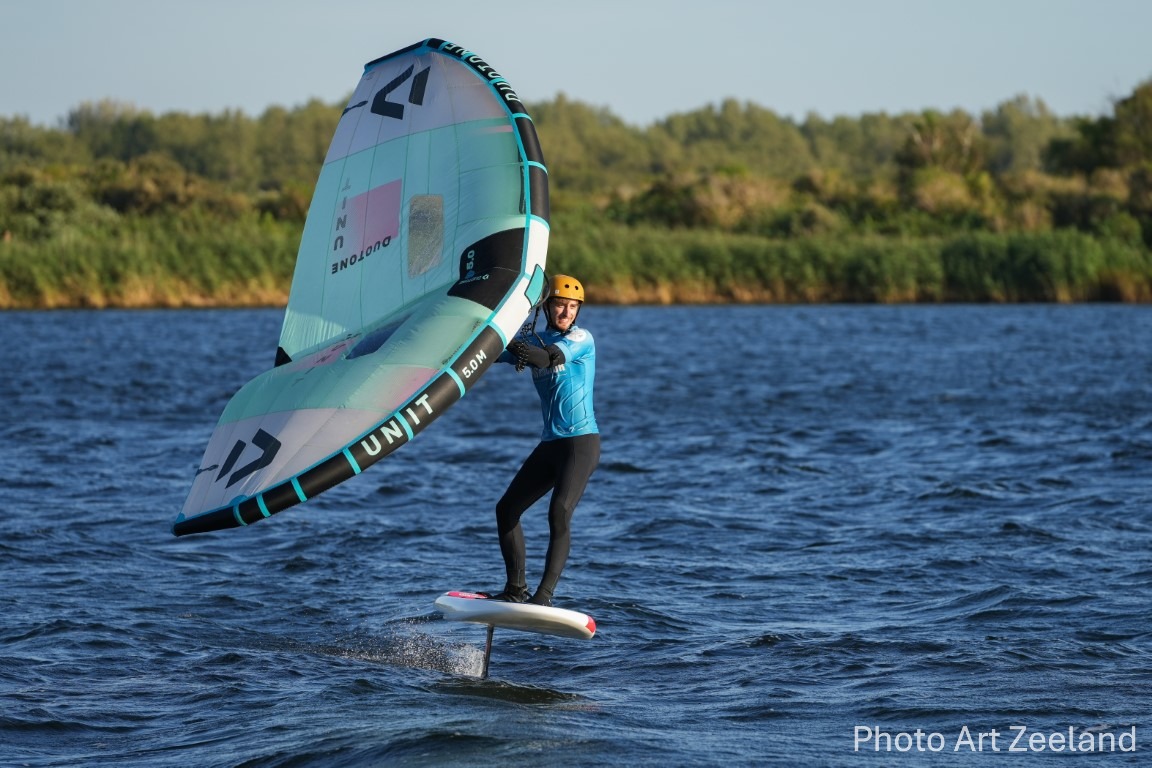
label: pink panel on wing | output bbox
[338,179,402,254]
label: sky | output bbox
[2,0,1150,128]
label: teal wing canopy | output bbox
[174,39,549,536]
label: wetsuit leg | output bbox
[495,442,558,588]
[534,433,601,603]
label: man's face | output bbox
[547,298,580,332]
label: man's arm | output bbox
[507,340,565,369]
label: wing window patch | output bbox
[408,194,443,277]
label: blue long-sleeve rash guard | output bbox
[499,325,599,441]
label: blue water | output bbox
[2,305,1150,766]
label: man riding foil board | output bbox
[485,274,599,607]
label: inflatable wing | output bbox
[174,39,548,536]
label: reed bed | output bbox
[2,214,1148,309]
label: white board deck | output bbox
[434,591,597,640]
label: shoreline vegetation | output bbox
[3,82,1152,309]
[2,219,1148,309]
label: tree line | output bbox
[1,78,1151,308]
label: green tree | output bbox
[532,94,656,195]
[982,95,1069,173]
[1044,115,1115,175]
[800,111,911,179]
[896,109,985,175]
[254,100,340,191]
[652,99,815,179]
[1112,80,1152,168]
[0,117,90,170]
[65,100,156,160]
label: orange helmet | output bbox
[546,274,585,302]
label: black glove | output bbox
[507,340,550,371]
